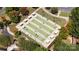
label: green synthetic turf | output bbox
[23,27,36,37]
[23,26,45,42]
[27,22,49,37]
[31,19,53,33]
[22,13,60,43]
[36,15,55,28]
[37,9,66,27]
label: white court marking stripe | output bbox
[26,25,46,39]
[22,28,43,44]
[34,18,53,30]
[22,26,46,47]
[36,13,59,29]
[31,21,50,35]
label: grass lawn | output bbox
[36,9,66,27]
[0,34,12,47]
[0,45,6,48]
[17,36,48,51]
[59,12,70,17]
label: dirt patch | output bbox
[9,23,18,34]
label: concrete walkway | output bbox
[7,43,18,51]
[7,26,15,36]
[57,10,61,16]
[42,8,69,27]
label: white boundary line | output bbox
[16,8,62,48]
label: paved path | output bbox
[42,8,70,50]
[57,10,61,16]
[7,43,18,51]
[42,8,69,27]
[7,26,15,36]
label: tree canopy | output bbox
[15,31,21,38]
[5,7,30,24]
[53,7,79,50]
[11,16,21,23]
[70,7,79,38]
[19,7,29,16]
[0,35,12,47]
[0,22,4,29]
[51,7,58,14]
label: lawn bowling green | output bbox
[16,12,61,48]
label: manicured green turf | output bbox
[21,10,62,43]
[32,19,53,33]
[36,15,57,29]
[37,9,66,27]
[60,12,70,17]
[24,27,36,37]
[22,12,60,42]
[23,27,45,42]
[27,22,49,37]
